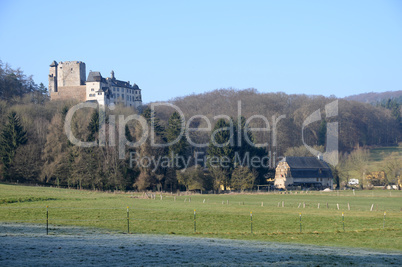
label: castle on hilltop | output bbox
[48,61,142,108]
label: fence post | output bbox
[383,211,386,229]
[250,212,253,234]
[342,212,345,231]
[194,209,196,233]
[127,206,130,234]
[299,213,302,233]
[46,206,49,235]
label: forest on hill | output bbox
[0,61,401,191]
[166,89,401,154]
[345,90,402,104]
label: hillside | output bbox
[0,62,401,191]
[160,89,401,153]
[1,87,401,191]
[344,90,402,104]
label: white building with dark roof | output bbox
[274,156,333,190]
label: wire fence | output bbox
[0,203,399,236]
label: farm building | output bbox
[274,156,333,190]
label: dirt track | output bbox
[0,223,401,266]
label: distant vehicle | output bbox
[348,179,359,185]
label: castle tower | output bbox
[48,60,58,93]
[57,61,86,87]
[49,61,87,102]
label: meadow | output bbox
[369,146,401,162]
[0,183,401,251]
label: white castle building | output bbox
[49,60,142,108]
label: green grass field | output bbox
[0,184,401,251]
[369,146,401,162]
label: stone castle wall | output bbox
[50,85,86,102]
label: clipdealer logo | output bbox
[63,100,339,170]
[302,100,338,166]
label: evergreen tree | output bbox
[332,168,340,190]
[234,116,269,187]
[87,111,99,142]
[0,111,27,179]
[234,116,255,166]
[318,119,327,146]
[207,118,234,190]
[142,107,166,141]
[133,107,169,190]
[166,111,188,169]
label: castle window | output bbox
[117,88,119,92]
[98,92,102,95]
[91,88,94,91]
[122,94,124,99]
[113,88,115,91]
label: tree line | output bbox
[0,63,400,191]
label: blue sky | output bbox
[0,0,401,103]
